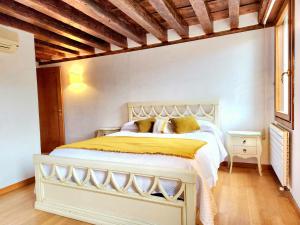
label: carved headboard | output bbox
[128,101,220,127]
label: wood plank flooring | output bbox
[213,167,300,225]
[0,167,299,225]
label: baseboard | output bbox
[220,161,272,170]
[0,177,35,196]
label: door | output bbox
[37,67,65,154]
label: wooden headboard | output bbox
[128,101,220,126]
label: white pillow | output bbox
[121,121,138,132]
[153,118,173,134]
[197,119,224,141]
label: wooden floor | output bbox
[213,167,300,225]
[0,167,299,225]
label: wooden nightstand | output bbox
[95,128,121,137]
[226,131,263,176]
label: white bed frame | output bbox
[34,101,219,225]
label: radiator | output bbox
[269,124,290,187]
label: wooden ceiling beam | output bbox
[148,0,189,38]
[36,50,56,58]
[61,0,146,45]
[107,0,167,42]
[228,0,240,29]
[212,2,259,21]
[35,46,66,58]
[165,3,259,28]
[36,50,65,61]
[15,0,128,48]
[152,3,259,28]
[35,35,93,55]
[189,0,213,34]
[258,0,274,24]
[35,39,80,56]
[266,0,286,24]
[258,0,270,23]
[35,53,53,61]
[0,0,110,51]
[140,0,259,15]
[0,12,95,54]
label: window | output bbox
[275,0,294,129]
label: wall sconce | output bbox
[69,64,86,92]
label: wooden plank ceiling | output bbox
[0,0,285,64]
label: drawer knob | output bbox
[243,140,247,144]
[243,149,247,153]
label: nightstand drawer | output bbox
[232,137,257,146]
[233,146,257,155]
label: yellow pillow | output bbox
[171,116,200,134]
[135,117,155,133]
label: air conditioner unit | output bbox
[0,26,19,53]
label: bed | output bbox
[33,102,227,225]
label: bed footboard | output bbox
[33,154,197,225]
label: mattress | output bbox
[49,130,227,225]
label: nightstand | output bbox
[95,128,120,137]
[226,131,263,176]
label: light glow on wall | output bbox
[68,64,86,92]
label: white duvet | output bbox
[50,130,227,225]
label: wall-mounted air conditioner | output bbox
[0,26,19,53]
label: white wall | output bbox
[290,0,300,208]
[50,28,274,165]
[0,26,40,188]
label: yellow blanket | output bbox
[58,136,207,159]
